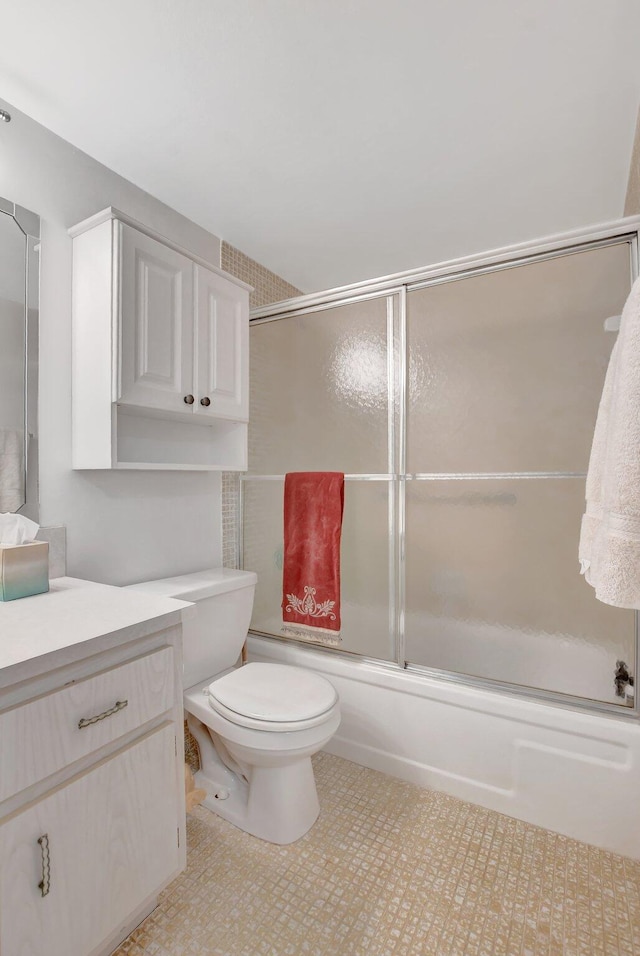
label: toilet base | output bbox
[186,710,324,844]
[193,760,320,845]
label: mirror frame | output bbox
[0,196,40,521]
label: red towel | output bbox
[282,472,344,644]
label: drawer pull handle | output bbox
[38,834,51,897]
[200,396,211,407]
[78,699,128,729]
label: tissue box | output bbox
[0,541,49,602]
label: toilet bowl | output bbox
[126,569,340,844]
[185,662,340,844]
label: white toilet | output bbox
[127,568,340,845]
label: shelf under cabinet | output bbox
[75,406,247,471]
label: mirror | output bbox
[0,197,39,520]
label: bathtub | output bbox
[248,633,640,859]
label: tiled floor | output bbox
[114,752,640,956]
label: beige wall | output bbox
[624,106,640,215]
[220,241,303,568]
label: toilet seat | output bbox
[207,662,338,732]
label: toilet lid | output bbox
[207,663,338,729]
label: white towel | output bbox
[0,429,24,513]
[579,276,640,608]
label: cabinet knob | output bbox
[184,394,195,405]
[200,397,211,407]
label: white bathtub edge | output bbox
[248,634,640,859]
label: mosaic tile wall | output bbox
[221,241,302,312]
[221,471,240,569]
[220,241,302,569]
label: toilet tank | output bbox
[126,568,257,689]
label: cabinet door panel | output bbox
[195,265,248,421]
[119,224,194,412]
[0,725,180,956]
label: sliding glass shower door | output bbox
[243,294,400,662]
[243,231,638,709]
[404,242,635,704]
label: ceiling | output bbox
[2,1,640,292]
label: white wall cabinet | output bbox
[0,582,187,956]
[70,208,251,470]
[120,225,195,415]
[195,264,249,422]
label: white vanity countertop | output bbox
[0,576,192,688]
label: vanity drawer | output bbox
[0,647,174,803]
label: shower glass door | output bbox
[243,293,401,662]
[405,241,636,704]
[243,228,638,711]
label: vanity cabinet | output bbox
[0,578,189,956]
[0,726,178,956]
[70,208,250,470]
